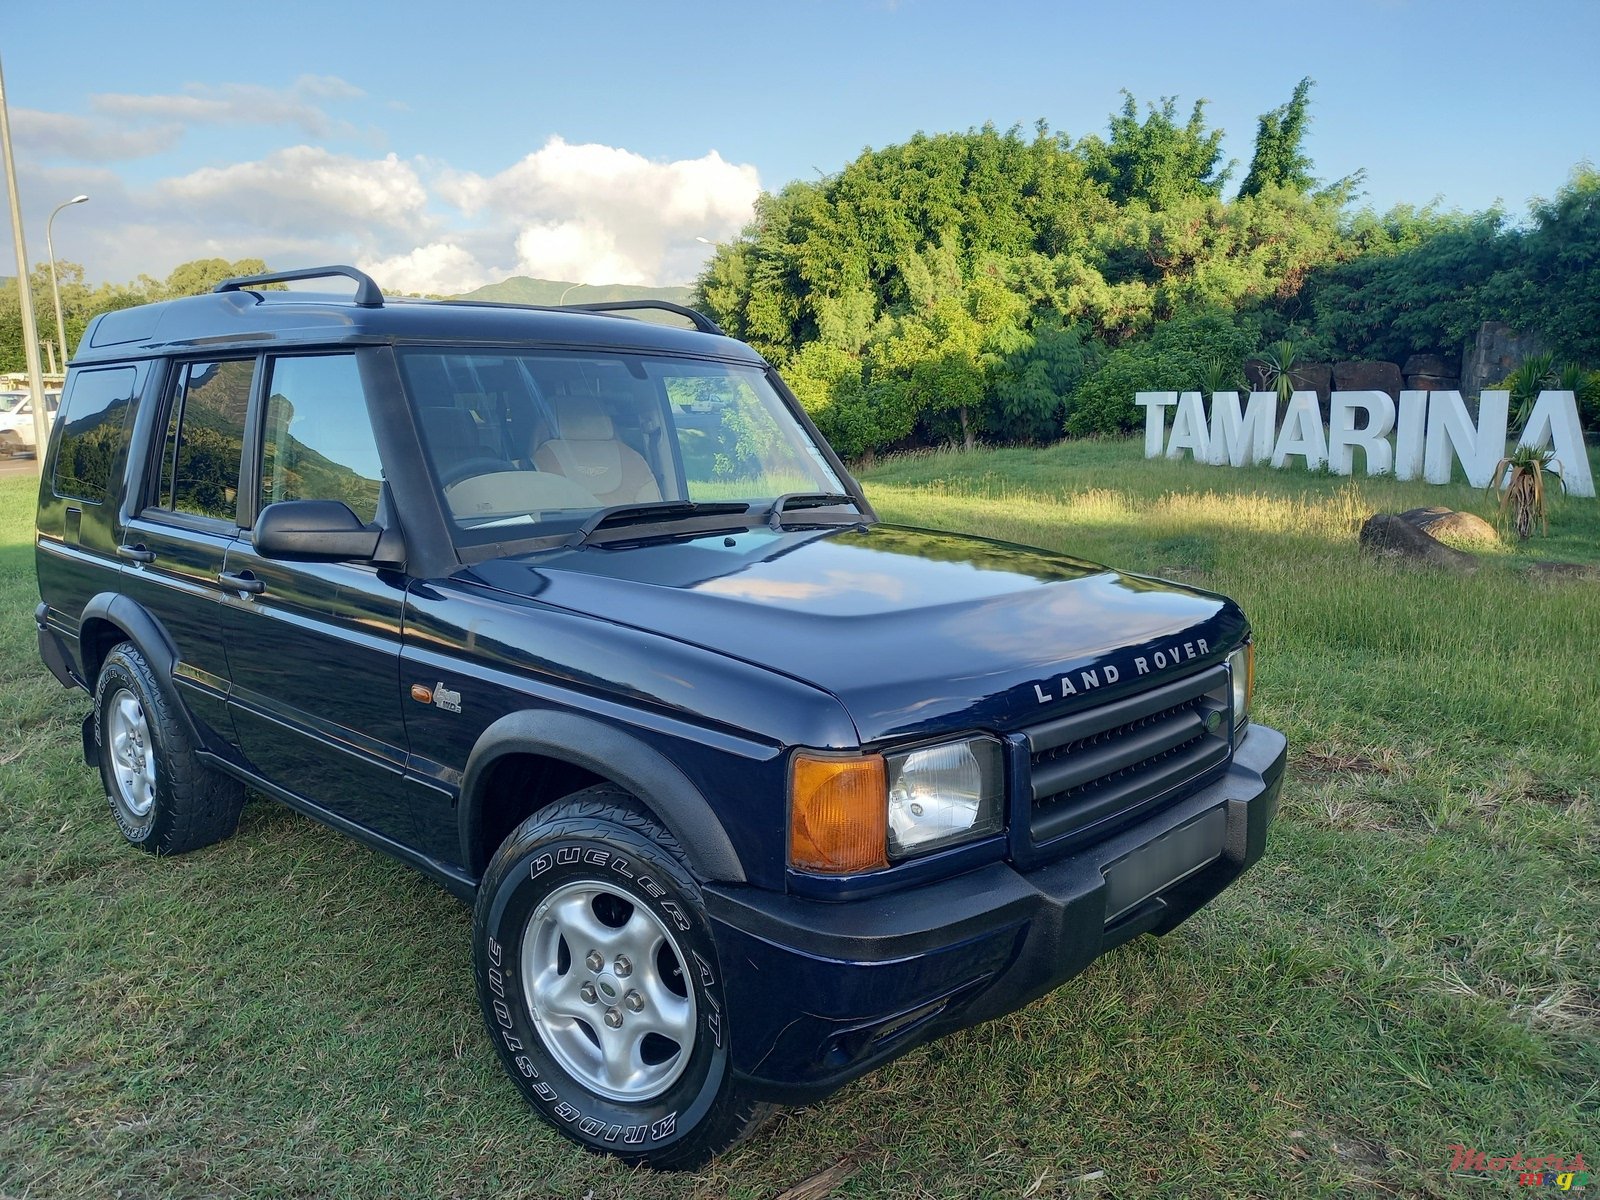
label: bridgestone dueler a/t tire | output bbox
[472,787,771,1170]
[94,641,245,854]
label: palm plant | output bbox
[1260,340,1299,402]
[1197,359,1244,396]
[1488,443,1563,540]
[1504,351,1556,434]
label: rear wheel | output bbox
[94,641,245,854]
[472,786,771,1169]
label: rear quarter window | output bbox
[53,366,138,503]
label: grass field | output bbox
[2,442,1596,1199]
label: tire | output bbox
[472,786,771,1170]
[94,641,245,854]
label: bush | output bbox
[1066,310,1256,435]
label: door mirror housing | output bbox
[253,500,382,561]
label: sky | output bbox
[3,0,1597,295]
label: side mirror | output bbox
[254,500,382,561]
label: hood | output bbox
[467,523,1246,744]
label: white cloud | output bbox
[367,243,496,295]
[439,137,761,285]
[12,109,183,162]
[158,147,430,235]
[91,75,365,138]
[20,122,759,292]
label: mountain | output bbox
[453,277,693,306]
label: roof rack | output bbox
[564,300,724,336]
[214,264,384,308]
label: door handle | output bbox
[217,571,266,594]
[117,544,156,563]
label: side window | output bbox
[53,366,137,503]
[155,359,253,522]
[259,354,383,523]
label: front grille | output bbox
[1023,664,1230,847]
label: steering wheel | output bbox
[440,458,514,488]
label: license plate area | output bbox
[1102,805,1226,924]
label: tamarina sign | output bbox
[1135,389,1595,498]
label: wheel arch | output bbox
[460,711,747,885]
[76,593,203,746]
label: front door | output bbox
[219,351,423,844]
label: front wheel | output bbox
[472,787,770,1169]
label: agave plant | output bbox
[1504,351,1556,434]
[1260,339,1299,401]
[1197,358,1245,397]
[1488,443,1564,540]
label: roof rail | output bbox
[214,264,384,308]
[565,300,724,336]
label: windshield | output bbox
[397,349,847,544]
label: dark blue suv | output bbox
[35,266,1286,1169]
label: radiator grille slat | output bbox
[1024,664,1230,849]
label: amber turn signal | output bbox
[1243,641,1255,712]
[789,752,888,874]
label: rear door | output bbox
[117,358,254,746]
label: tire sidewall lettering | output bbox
[483,832,727,1156]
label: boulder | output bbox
[1397,506,1500,548]
[1402,353,1450,377]
[1333,361,1404,400]
[1461,322,1547,396]
[1358,513,1479,571]
[1239,360,1332,416]
[1290,362,1332,407]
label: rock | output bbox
[1333,361,1404,400]
[1461,322,1548,396]
[1290,362,1332,407]
[1402,353,1450,377]
[1358,513,1479,571]
[1397,506,1500,548]
[1405,373,1460,393]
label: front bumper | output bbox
[706,723,1286,1102]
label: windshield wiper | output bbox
[567,500,752,547]
[766,492,858,529]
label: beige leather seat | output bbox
[533,397,662,506]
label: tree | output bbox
[149,257,271,300]
[1079,92,1231,210]
[1238,78,1317,199]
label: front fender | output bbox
[459,710,747,884]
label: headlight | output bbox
[1228,642,1254,734]
[788,736,1005,873]
[886,737,1004,859]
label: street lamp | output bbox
[47,193,88,370]
[0,51,51,475]
[558,282,584,305]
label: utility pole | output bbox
[0,52,49,474]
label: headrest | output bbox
[553,397,615,442]
[420,406,479,451]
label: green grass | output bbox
[3,442,1597,1198]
